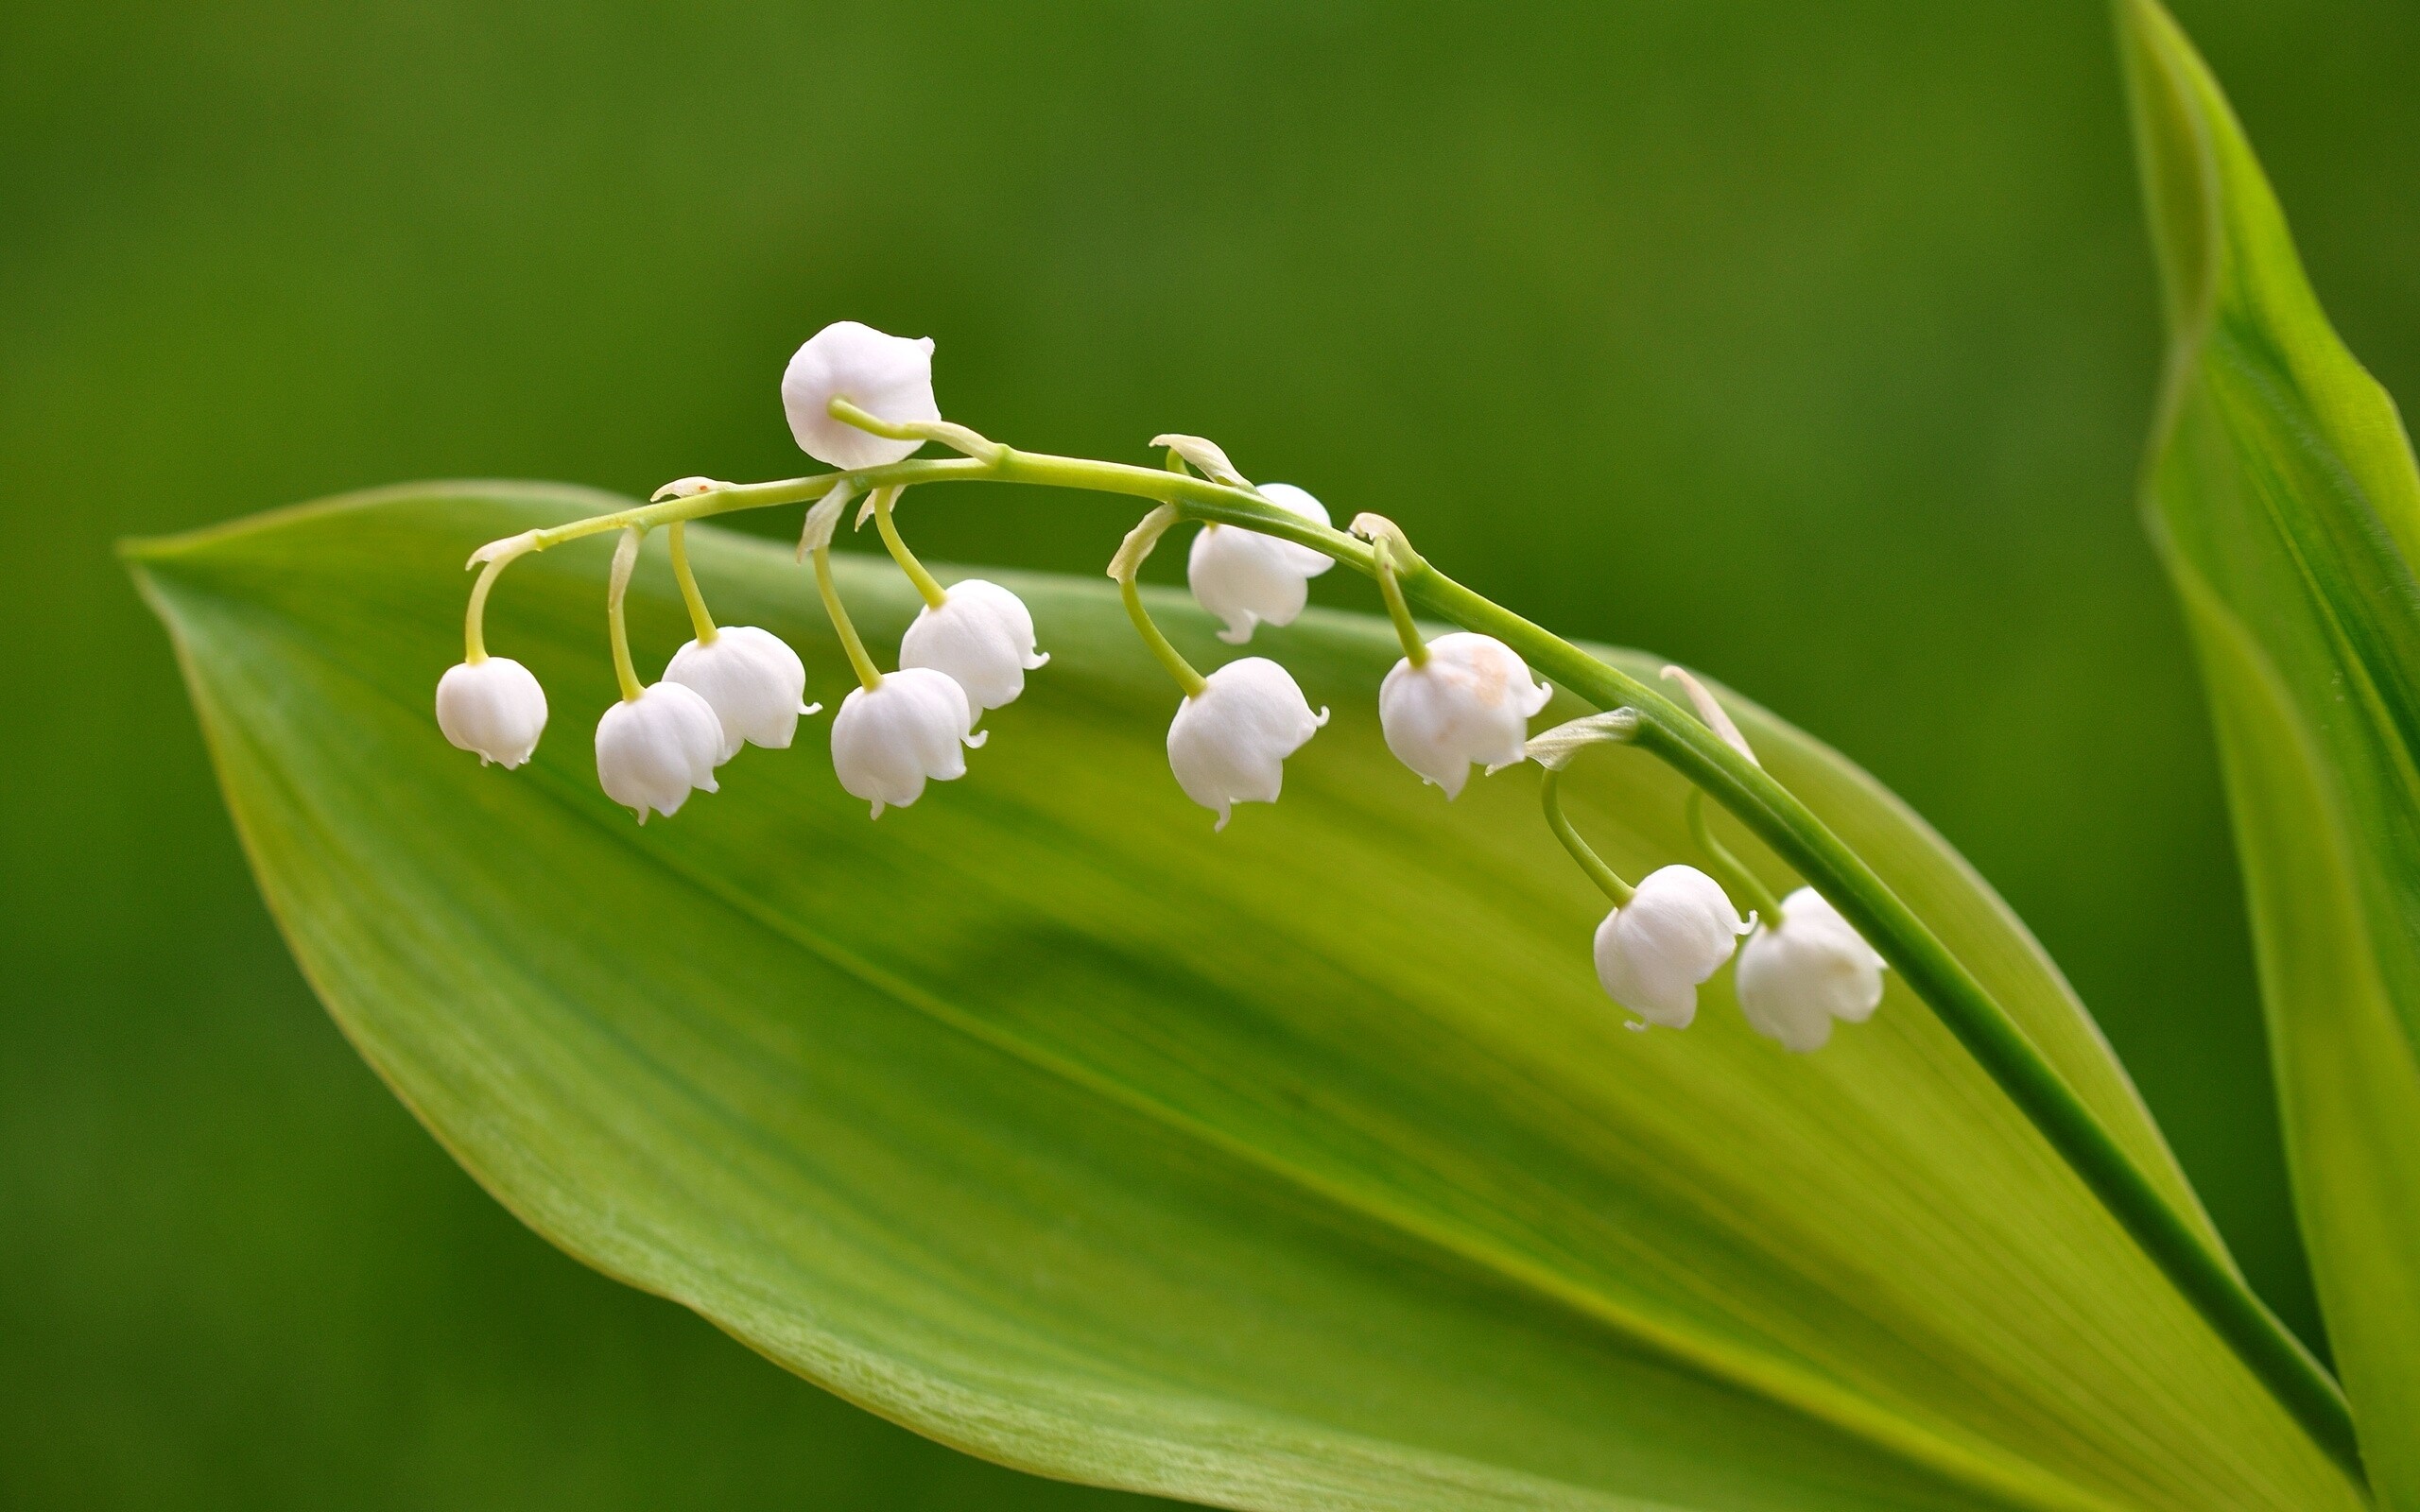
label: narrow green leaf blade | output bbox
[2123,1,2420,1500]
[129,484,2360,1510]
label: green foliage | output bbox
[2122,1,2420,1499]
[130,485,2359,1510]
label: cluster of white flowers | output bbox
[1587,869,1884,1052]
[435,318,1886,1052]
[1536,675,1888,1051]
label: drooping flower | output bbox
[1379,632,1552,798]
[1166,657,1329,830]
[780,320,941,471]
[665,627,820,764]
[830,667,986,817]
[436,657,548,768]
[1734,886,1887,1052]
[1186,482,1335,644]
[596,682,724,823]
[1593,865,1751,1028]
[899,579,1048,714]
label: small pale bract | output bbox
[1166,656,1329,831]
[666,626,820,764]
[1593,865,1751,1028]
[900,579,1049,714]
[1734,886,1888,1052]
[830,667,986,818]
[1186,483,1335,644]
[1379,632,1553,798]
[781,320,941,471]
[435,657,549,768]
[596,681,724,823]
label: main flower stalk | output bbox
[458,414,2357,1476]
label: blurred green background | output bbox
[6,0,2416,1505]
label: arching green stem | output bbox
[1686,788,1786,926]
[870,486,949,610]
[460,423,2360,1477]
[1411,564,2357,1478]
[1109,504,1206,698]
[462,555,506,663]
[1540,766,1634,907]
[666,521,717,644]
[605,527,645,704]
[1122,577,1207,698]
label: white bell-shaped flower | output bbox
[665,627,820,764]
[596,682,724,823]
[1379,632,1552,799]
[781,320,941,471]
[1186,483,1335,644]
[899,579,1048,714]
[1734,886,1888,1052]
[436,657,548,768]
[1167,657,1329,830]
[1593,865,1751,1028]
[831,667,986,817]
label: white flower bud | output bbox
[1166,657,1329,830]
[436,657,548,768]
[1734,886,1887,1052]
[664,627,820,764]
[1378,632,1552,798]
[1593,865,1750,1028]
[1186,482,1335,644]
[781,320,940,471]
[831,667,986,817]
[596,682,724,823]
[899,579,1049,713]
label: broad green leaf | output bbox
[2123,1,2420,1500]
[129,484,2360,1511]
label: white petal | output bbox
[596,682,725,822]
[436,658,549,768]
[666,626,816,763]
[1377,633,1552,798]
[1254,484,1338,577]
[830,667,979,817]
[1592,865,1746,1025]
[1182,485,1335,644]
[1595,907,1701,1027]
[899,579,1048,713]
[1166,657,1328,828]
[1735,886,1887,1052]
[780,321,941,471]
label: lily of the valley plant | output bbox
[441,285,2365,1480]
[133,4,2420,1506]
